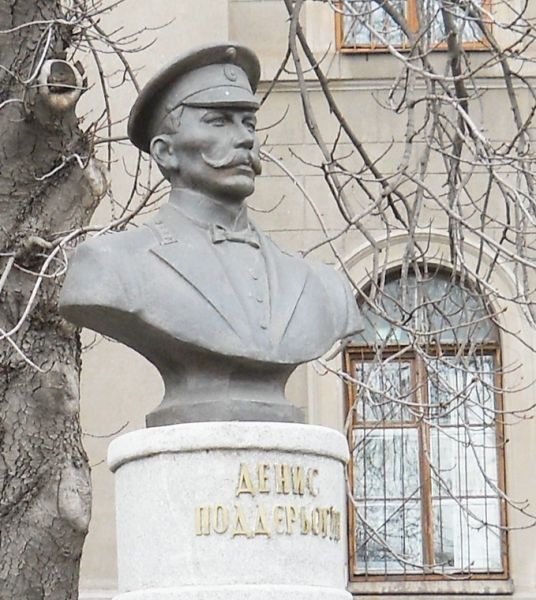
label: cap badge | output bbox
[224,64,238,82]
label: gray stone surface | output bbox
[113,587,351,600]
[60,43,361,426]
[108,422,352,600]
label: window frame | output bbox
[335,0,492,54]
[344,343,509,583]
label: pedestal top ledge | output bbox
[108,422,350,472]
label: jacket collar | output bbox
[168,187,249,231]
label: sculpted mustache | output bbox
[201,151,262,175]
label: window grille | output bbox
[345,270,507,579]
[336,0,490,52]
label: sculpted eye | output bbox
[244,120,256,132]
[202,112,226,126]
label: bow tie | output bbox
[210,224,260,249]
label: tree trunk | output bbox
[0,1,99,597]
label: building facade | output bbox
[78,1,536,598]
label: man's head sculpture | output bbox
[129,45,262,201]
[59,43,361,427]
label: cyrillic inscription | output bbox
[235,463,319,497]
[195,504,341,540]
[194,462,342,541]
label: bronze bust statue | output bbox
[59,43,361,427]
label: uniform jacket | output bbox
[60,202,361,370]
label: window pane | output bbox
[354,428,421,498]
[355,500,423,573]
[342,0,405,47]
[421,0,485,44]
[430,428,499,497]
[433,498,503,572]
[355,308,410,345]
[428,355,496,426]
[355,361,414,422]
[422,276,497,343]
[352,276,416,343]
[357,271,498,345]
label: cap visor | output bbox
[181,85,260,109]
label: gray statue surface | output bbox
[59,43,361,427]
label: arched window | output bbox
[345,268,507,580]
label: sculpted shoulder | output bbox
[307,258,362,341]
[59,226,155,328]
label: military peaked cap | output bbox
[128,43,261,153]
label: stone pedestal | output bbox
[108,422,352,600]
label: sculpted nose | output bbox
[235,125,255,150]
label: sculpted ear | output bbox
[150,135,179,173]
